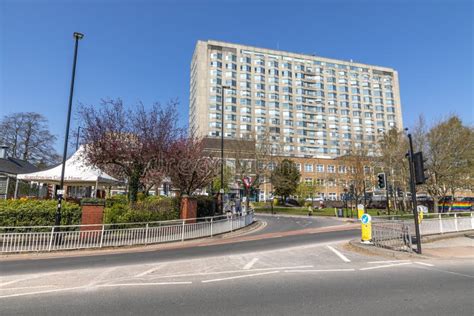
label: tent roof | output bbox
[17,146,120,185]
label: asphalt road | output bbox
[2,214,472,315]
[0,214,356,275]
[1,253,473,315]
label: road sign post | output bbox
[361,213,372,244]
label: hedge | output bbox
[103,196,180,224]
[0,199,81,227]
[0,195,215,227]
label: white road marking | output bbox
[202,271,279,283]
[284,269,356,273]
[367,260,411,264]
[0,272,60,287]
[326,245,351,263]
[97,282,192,287]
[0,286,84,299]
[135,266,163,278]
[243,258,259,270]
[360,262,412,271]
[414,261,434,267]
[147,265,314,279]
[413,265,474,279]
[0,285,53,291]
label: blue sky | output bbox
[1,0,472,153]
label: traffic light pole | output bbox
[408,133,422,254]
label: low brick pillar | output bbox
[180,195,197,223]
[80,199,105,236]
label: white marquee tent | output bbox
[16,146,120,197]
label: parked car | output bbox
[305,197,324,202]
[285,198,300,206]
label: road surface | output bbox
[1,214,472,315]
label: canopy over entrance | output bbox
[17,146,120,186]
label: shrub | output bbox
[106,195,128,207]
[0,199,81,227]
[103,195,180,224]
[195,195,216,218]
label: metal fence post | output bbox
[230,216,233,232]
[454,213,458,232]
[439,214,443,234]
[210,218,213,237]
[471,212,474,230]
[48,226,55,252]
[99,225,105,248]
[181,220,185,242]
[144,223,149,245]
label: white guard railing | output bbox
[371,212,474,252]
[0,212,254,253]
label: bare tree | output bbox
[341,145,375,208]
[0,112,60,166]
[78,99,181,203]
[377,128,410,212]
[167,136,219,196]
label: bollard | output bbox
[454,213,458,232]
[438,213,443,234]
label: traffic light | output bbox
[377,173,386,189]
[349,184,355,194]
[413,151,428,185]
[396,187,403,197]
[388,184,393,196]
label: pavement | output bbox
[1,214,473,315]
[422,234,474,259]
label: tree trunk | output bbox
[128,168,141,204]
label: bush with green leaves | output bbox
[103,195,180,224]
[0,199,81,227]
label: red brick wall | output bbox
[180,196,197,223]
[81,204,104,232]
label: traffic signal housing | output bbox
[413,151,428,185]
[377,173,386,190]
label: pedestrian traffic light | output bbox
[349,184,355,194]
[413,151,428,185]
[377,173,386,189]
[388,184,393,195]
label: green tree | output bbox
[271,159,301,202]
[416,115,474,210]
[211,165,233,193]
[296,181,320,202]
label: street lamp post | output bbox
[55,32,84,229]
[76,126,81,151]
[220,86,230,214]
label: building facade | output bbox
[190,40,403,158]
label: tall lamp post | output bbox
[220,85,230,214]
[76,126,82,151]
[55,32,84,228]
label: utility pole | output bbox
[55,32,84,231]
[385,172,390,215]
[407,132,422,254]
[220,86,229,214]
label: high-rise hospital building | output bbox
[189,40,403,158]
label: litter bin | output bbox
[337,208,343,217]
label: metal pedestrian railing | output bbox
[371,212,474,252]
[0,212,254,253]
